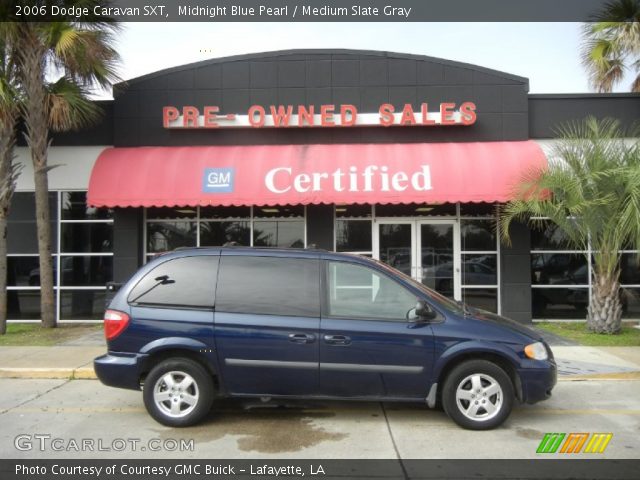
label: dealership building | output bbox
[9,49,640,324]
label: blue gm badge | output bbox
[203,168,235,193]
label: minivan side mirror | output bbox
[412,300,437,321]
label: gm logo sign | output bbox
[203,168,234,193]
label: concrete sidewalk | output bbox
[1,343,639,381]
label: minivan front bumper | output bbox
[518,360,557,404]
[94,352,148,390]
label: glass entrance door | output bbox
[374,219,460,300]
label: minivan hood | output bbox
[469,308,543,342]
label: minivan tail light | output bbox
[104,310,130,340]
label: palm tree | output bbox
[500,117,640,334]
[2,8,120,328]
[0,39,22,335]
[581,0,640,92]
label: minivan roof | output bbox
[154,246,371,263]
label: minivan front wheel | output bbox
[442,359,514,430]
[143,358,214,427]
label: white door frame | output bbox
[416,219,461,301]
[373,218,461,301]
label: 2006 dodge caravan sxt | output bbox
[95,247,556,430]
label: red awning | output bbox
[87,142,546,208]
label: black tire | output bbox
[143,357,214,427]
[442,359,514,430]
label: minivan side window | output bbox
[128,256,218,308]
[327,261,418,320]
[216,256,319,317]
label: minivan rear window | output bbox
[128,256,218,308]
[216,256,319,317]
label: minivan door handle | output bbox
[288,333,316,344]
[323,334,351,346]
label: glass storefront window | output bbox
[531,220,576,250]
[532,287,589,318]
[59,290,107,320]
[462,288,497,313]
[145,206,307,254]
[7,290,42,320]
[531,253,588,286]
[461,219,496,251]
[619,253,640,285]
[253,220,304,248]
[147,221,197,253]
[200,221,250,246]
[61,192,112,220]
[7,256,45,287]
[335,220,372,252]
[621,288,640,319]
[59,256,113,287]
[462,254,497,286]
[61,223,113,253]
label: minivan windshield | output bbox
[369,257,466,315]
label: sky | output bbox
[102,22,636,98]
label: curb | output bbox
[557,371,640,381]
[0,367,97,380]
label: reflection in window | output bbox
[216,256,319,317]
[619,254,640,285]
[335,220,372,252]
[253,220,304,248]
[7,290,42,320]
[147,222,197,253]
[461,220,496,251]
[532,287,589,318]
[462,289,497,313]
[622,288,640,319]
[59,256,113,287]
[128,256,218,308]
[60,291,108,320]
[200,221,250,246]
[531,254,588,285]
[328,261,417,320]
[531,220,574,250]
[462,254,497,286]
[61,223,113,253]
[61,192,112,220]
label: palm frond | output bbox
[47,77,101,131]
[502,117,640,277]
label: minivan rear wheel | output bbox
[442,359,514,430]
[143,358,214,427]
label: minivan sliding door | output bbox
[214,254,321,396]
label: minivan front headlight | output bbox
[524,342,548,361]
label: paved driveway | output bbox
[0,378,638,459]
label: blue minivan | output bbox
[95,247,556,430]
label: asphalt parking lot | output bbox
[0,378,639,459]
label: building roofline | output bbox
[529,93,640,99]
[117,48,529,87]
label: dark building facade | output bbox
[9,49,640,324]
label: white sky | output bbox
[102,22,637,98]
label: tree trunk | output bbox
[587,271,622,334]
[0,115,17,335]
[19,31,56,328]
[0,216,7,335]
